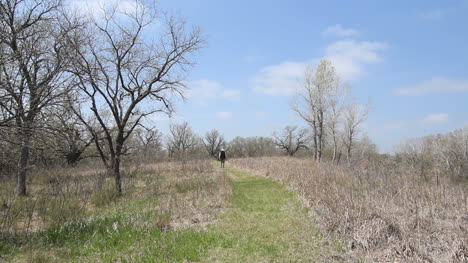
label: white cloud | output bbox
[222,89,240,98]
[146,113,182,122]
[322,24,361,37]
[251,61,308,95]
[395,77,468,95]
[215,112,233,119]
[250,39,388,95]
[69,0,143,17]
[420,9,446,19]
[187,79,240,105]
[325,40,388,80]
[421,113,449,124]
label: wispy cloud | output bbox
[215,112,233,119]
[250,39,388,95]
[188,79,240,105]
[421,113,449,124]
[395,77,468,95]
[325,40,388,80]
[146,113,182,122]
[250,61,307,95]
[322,24,361,37]
[420,9,446,19]
[69,0,144,17]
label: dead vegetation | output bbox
[0,159,231,241]
[229,157,468,262]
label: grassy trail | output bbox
[205,167,332,262]
[4,165,337,262]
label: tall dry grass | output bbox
[230,157,468,262]
[0,159,231,236]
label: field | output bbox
[230,157,468,262]
[0,157,467,262]
[1,161,232,262]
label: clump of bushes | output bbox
[90,187,119,207]
[36,196,83,225]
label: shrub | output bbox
[90,187,118,207]
[36,196,83,225]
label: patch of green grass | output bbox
[5,211,228,262]
[36,196,84,225]
[3,164,340,262]
[204,168,331,262]
[89,187,119,207]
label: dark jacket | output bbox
[219,150,226,160]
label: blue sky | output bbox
[75,0,468,153]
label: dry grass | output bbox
[229,157,468,263]
[135,160,232,229]
[1,159,232,261]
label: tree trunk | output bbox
[336,151,342,164]
[112,156,122,194]
[317,132,322,162]
[332,134,337,162]
[312,121,318,161]
[317,110,324,162]
[346,138,352,162]
[113,136,124,195]
[17,132,31,196]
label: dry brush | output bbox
[229,157,467,262]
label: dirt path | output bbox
[205,167,339,262]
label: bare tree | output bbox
[39,104,93,166]
[167,122,200,157]
[433,128,468,179]
[397,137,434,179]
[134,127,163,154]
[343,102,370,161]
[292,60,340,162]
[227,136,277,158]
[0,0,79,195]
[227,136,246,158]
[327,83,348,162]
[203,129,225,157]
[352,133,378,162]
[68,1,203,194]
[273,126,309,156]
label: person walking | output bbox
[219,148,226,168]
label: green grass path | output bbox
[3,167,337,262]
[205,168,329,262]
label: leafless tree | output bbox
[397,136,434,179]
[327,83,348,162]
[0,0,80,195]
[227,136,246,158]
[39,104,93,166]
[343,102,370,161]
[167,122,200,157]
[273,126,309,156]
[292,60,340,162]
[133,127,163,154]
[433,128,468,179]
[227,136,277,158]
[352,133,378,162]
[203,129,225,157]
[68,1,203,194]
